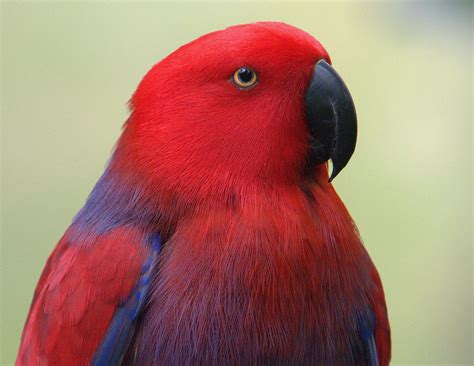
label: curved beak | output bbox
[304,60,357,181]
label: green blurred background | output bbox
[1,1,472,365]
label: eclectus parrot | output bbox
[17,22,390,365]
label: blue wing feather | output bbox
[358,309,379,366]
[91,233,161,366]
[365,334,379,366]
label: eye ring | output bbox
[231,67,258,90]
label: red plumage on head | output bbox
[117,22,329,204]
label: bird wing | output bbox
[16,226,161,366]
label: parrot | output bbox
[17,22,390,365]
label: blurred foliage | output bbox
[1,1,472,365]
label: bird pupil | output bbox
[238,68,253,83]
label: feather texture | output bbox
[91,233,161,366]
[17,21,390,366]
[16,227,150,365]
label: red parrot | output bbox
[17,22,390,365]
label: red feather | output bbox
[17,227,149,365]
[370,266,391,364]
[128,168,391,365]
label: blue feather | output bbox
[71,162,162,243]
[357,309,379,366]
[91,233,161,366]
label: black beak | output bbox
[304,60,357,181]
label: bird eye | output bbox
[232,67,258,89]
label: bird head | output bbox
[115,22,357,203]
